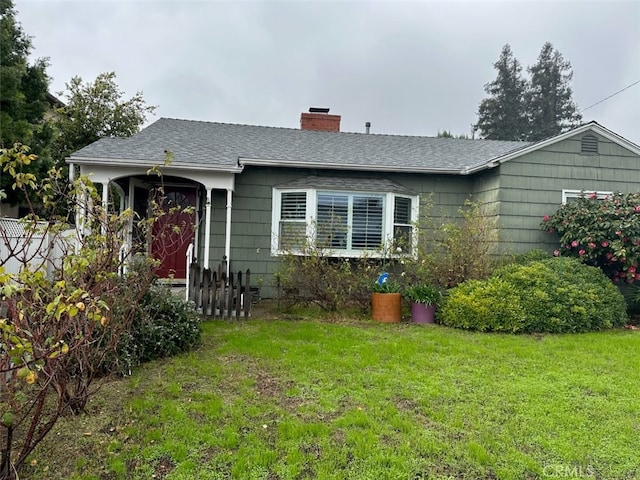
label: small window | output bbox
[581,134,598,155]
[393,197,413,250]
[562,189,612,204]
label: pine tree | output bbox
[525,42,582,141]
[475,44,527,141]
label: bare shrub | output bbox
[0,144,190,479]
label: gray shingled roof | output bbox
[69,117,532,173]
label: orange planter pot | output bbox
[371,292,402,323]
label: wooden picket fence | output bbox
[188,262,252,319]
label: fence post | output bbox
[202,268,211,319]
[226,271,234,320]
[235,270,243,320]
[189,263,200,303]
[211,271,219,319]
[245,269,251,318]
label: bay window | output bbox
[272,179,418,256]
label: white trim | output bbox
[561,189,613,204]
[204,189,212,268]
[185,243,193,302]
[68,156,243,173]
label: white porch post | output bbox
[203,188,212,269]
[101,182,109,209]
[75,190,86,251]
[101,182,109,234]
[225,189,232,277]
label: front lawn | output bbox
[27,318,640,479]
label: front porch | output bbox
[71,161,237,282]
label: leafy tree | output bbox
[541,191,640,282]
[52,72,156,166]
[525,42,582,141]
[0,0,53,204]
[475,44,528,140]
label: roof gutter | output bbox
[238,157,463,175]
[67,156,244,173]
[462,160,500,175]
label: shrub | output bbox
[276,243,379,312]
[505,248,552,266]
[115,284,201,373]
[406,199,498,289]
[277,199,499,311]
[439,258,627,333]
[0,145,190,479]
[542,191,640,282]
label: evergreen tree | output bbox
[0,0,52,204]
[436,129,469,139]
[475,44,527,140]
[525,42,582,141]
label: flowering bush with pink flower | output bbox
[541,191,640,282]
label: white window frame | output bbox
[271,187,419,257]
[561,189,613,204]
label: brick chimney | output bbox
[300,107,341,132]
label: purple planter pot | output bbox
[411,302,436,324]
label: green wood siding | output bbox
[496,132,640,254]
[208,167,472,297]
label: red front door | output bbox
[151,187,196,279]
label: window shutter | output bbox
[281,192,306,219]
[279,192,307,249]
[317,194,349,248]
[352,195,383,249]
[394,197,411,224]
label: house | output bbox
[67,109,640,297]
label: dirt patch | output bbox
[255,369,285,397]
[395,397,441,430]
[330,428,346,446]
[153,455,175,479]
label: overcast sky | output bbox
[14,0,640,144]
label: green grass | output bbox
[25,318,640,479]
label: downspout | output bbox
[225,189,232,277]
[203,188,212,269]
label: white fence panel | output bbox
[0,218,77,276]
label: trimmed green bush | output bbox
[439,258,627,333]
[115,284,201,373]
